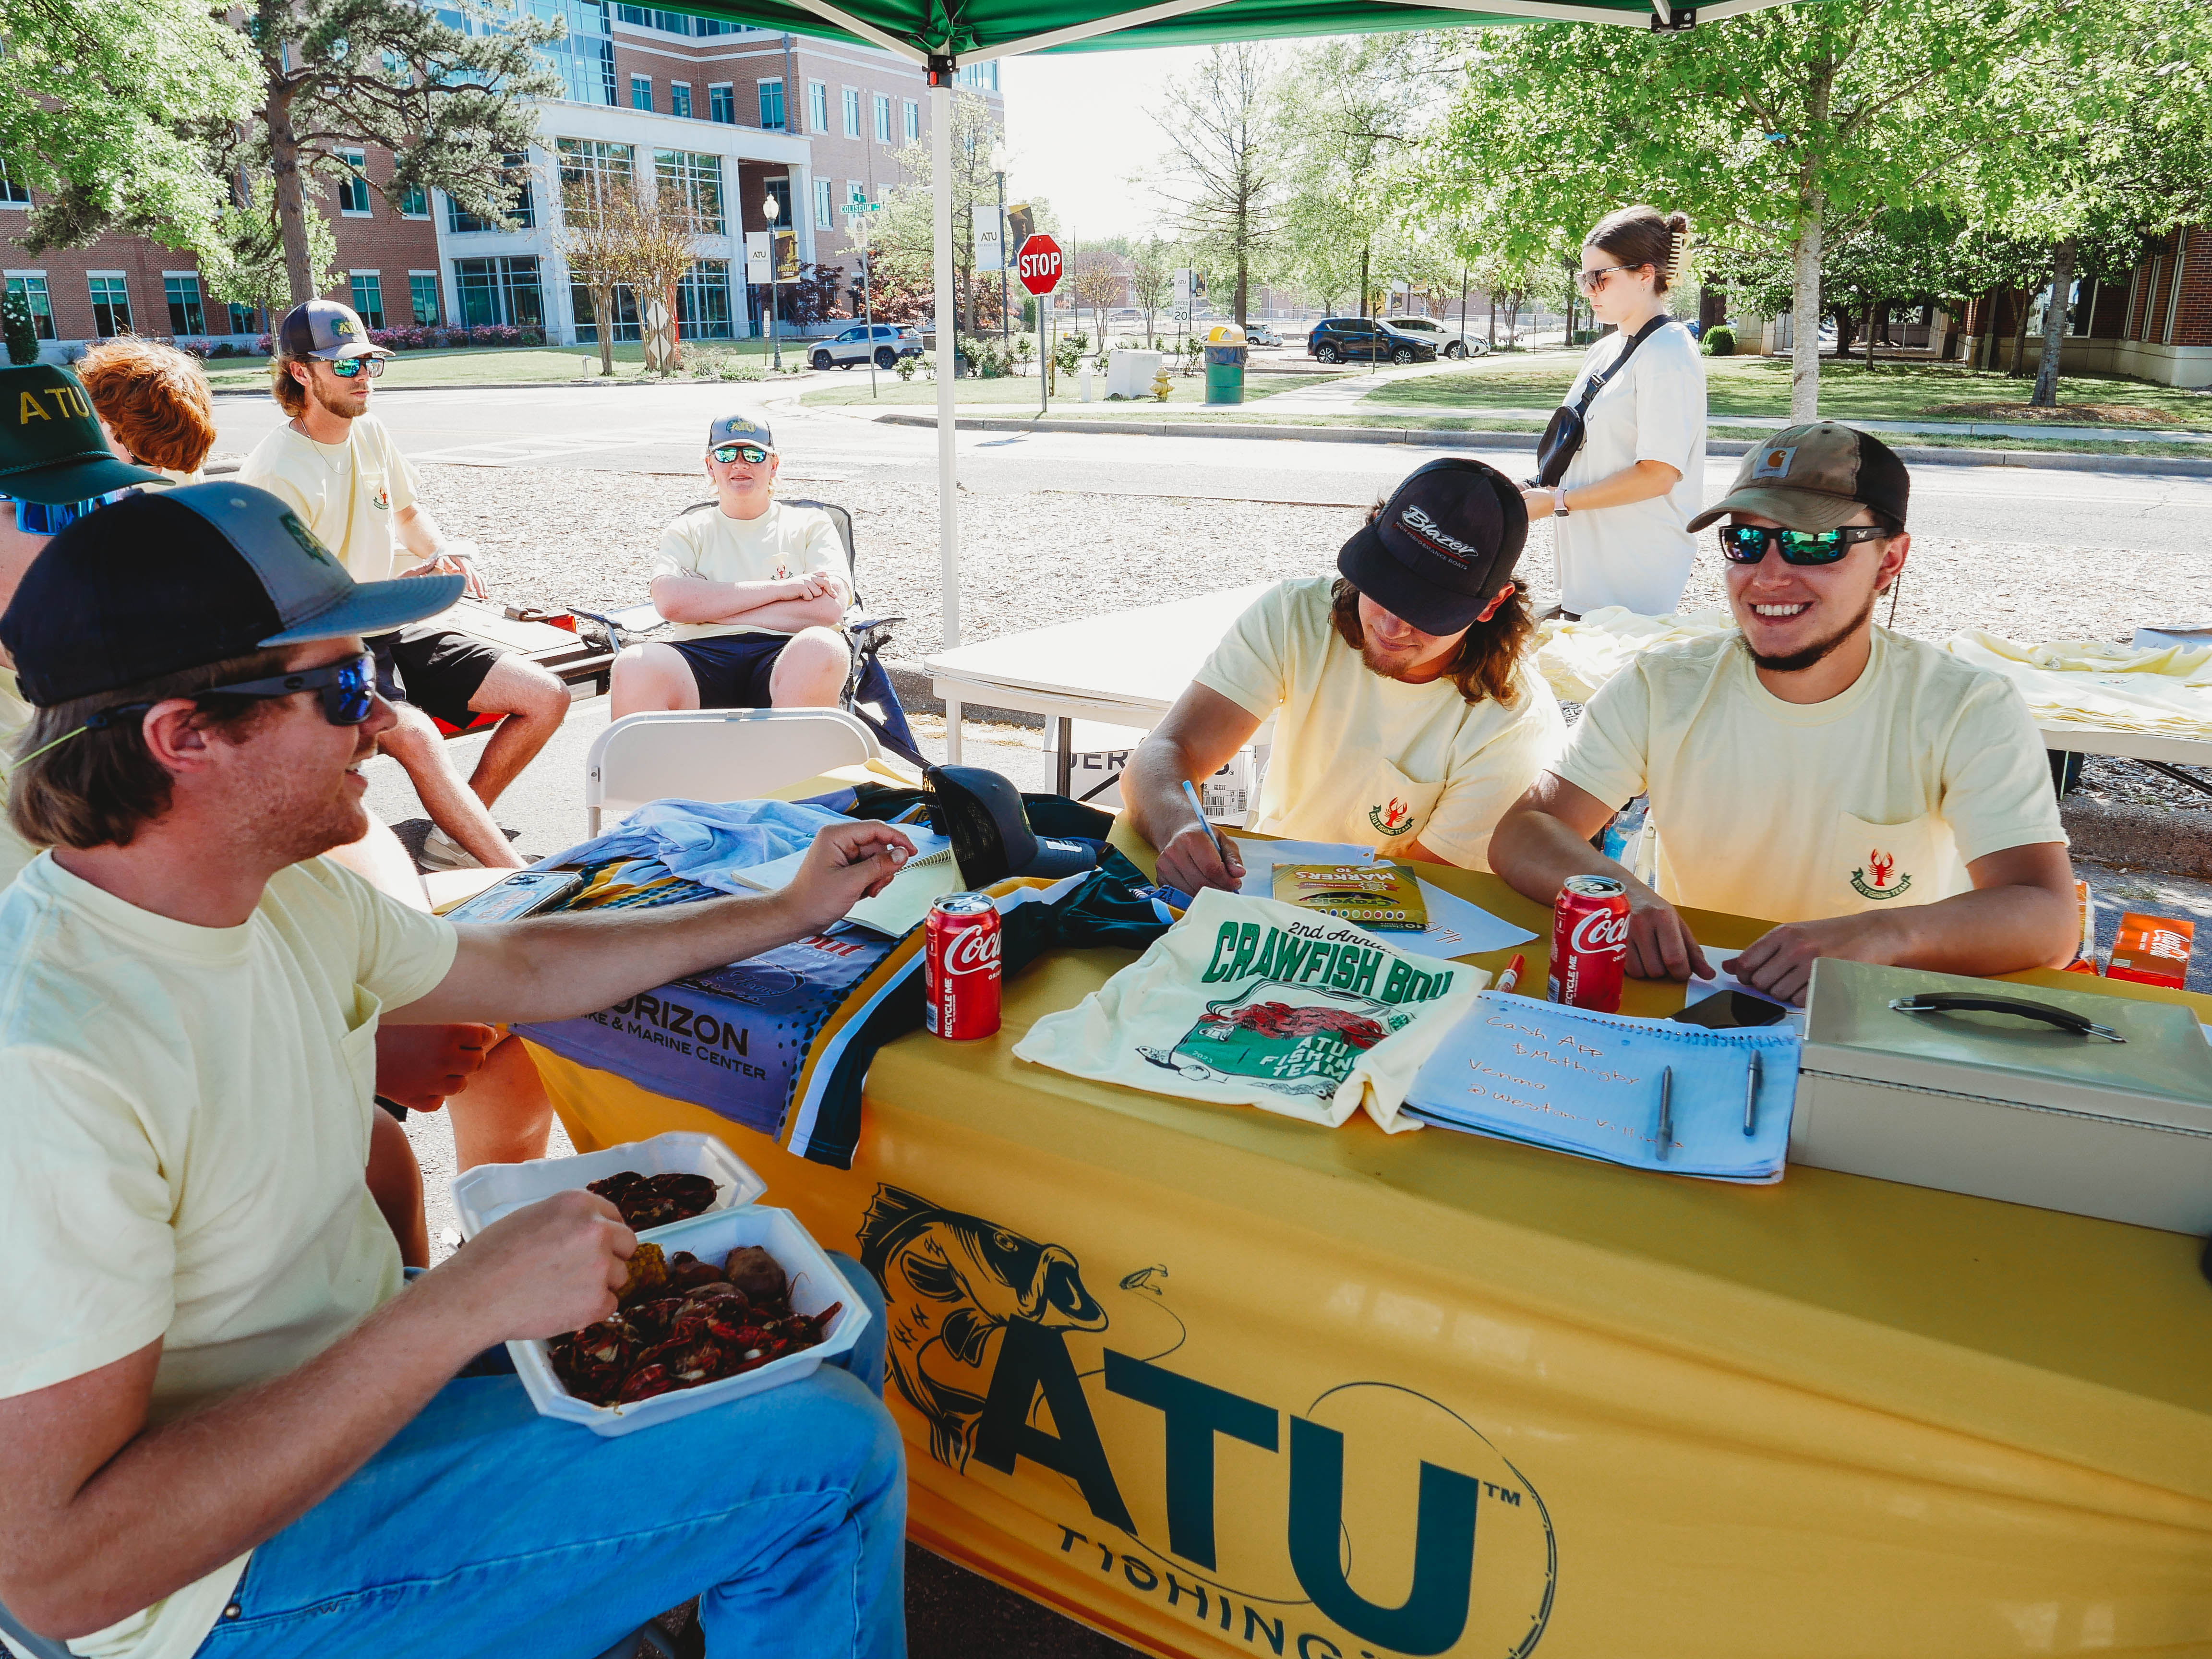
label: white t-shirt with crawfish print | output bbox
[1194,576,1564,870]
[1014,888,1482,1133]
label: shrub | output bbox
[894,353,918,382]
[1702,324,1737,358]
[256,333,275,356]
[960,335,1012,379]
[4,290,43,365]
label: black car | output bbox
[1306,317,1439,365]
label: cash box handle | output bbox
[1888,993,2125,1042]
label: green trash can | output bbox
[1203,342,1247,405]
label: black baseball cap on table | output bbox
[1336,457,1528,636]
[2,482,462,707]
[0,364,163,505]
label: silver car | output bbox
[1380,316,1489,359]
[810,323,924,371]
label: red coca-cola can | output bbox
[925,892,1002,1039]
[1548,874,1630,1013]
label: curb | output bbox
[874,411,2212,477]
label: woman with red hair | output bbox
[77,337,220,484]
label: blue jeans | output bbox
[195,1253,903,1659]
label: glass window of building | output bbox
[453,256,542,329]
[807,80,827,132]
[813,176,833,230]
[756,78,782,130]
[337,150,372,215]
[842,86,860,137]
[670,81,692,119]
[954,61,999,91]
[902,99,918,143]
[409,273,441,325]
[87,275,132,337]
[447,158,534,232]
[397,181,430,216]
[227,301,259,336]
[571,279,640,343]
[710,83,735,123]
[556,137,635,225]
[677,259,733,339]
[349,273,386,329]
[0,159,31,205]
[631,73,653,110]
[532,0,614,106]
[163,274,205,335]
[846,180,866,207]
[654,149,725,234]
[4,276,56,340]
[763,176,792,231]
[873,94,890,143]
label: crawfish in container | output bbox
[549,1316,639,1405]
[587,1170,721,1230]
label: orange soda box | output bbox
[2063,880,2098,973]
[2107,912,2194,988]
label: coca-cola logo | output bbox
[943,924,1002,975]
[1567,908,1630,956]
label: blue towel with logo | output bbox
[540,798,851,895]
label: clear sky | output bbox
[998,47,1205,240]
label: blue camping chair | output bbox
[574,497,924,770]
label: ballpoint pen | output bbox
[1656,1065,1673,1162]
[1494,952,1526,995]
[1179,778,1229,868]
[1743,1049,1762,1137]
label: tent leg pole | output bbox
[931,72,962,765]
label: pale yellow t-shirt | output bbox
[1194,576,1565,869]
[0,854,457,1659]
[652,499,849,641]
[1553,626,2068,925]
[235,415,420,582]
[0,665,32,886]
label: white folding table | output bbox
[924,584,1272,793]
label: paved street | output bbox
[211,377,2212,551]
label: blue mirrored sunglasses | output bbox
[6,486,143,536]
[711,443,771,466]
[89,653,380,731]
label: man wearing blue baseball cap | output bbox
[1126,457,1566,895]
[240,299,568,873]
[0,481,912,1659]
[610,412,855,718]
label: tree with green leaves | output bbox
[201,174,341,334]
[0,0,255,257]
[224,0,562,304]
[1129,235,1174,346]
[875,92,1008,334]
[1425,0,2058,419]
[1151,42,1280,325]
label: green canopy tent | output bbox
[692,0,1789,756]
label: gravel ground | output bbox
[424,460,2212,818]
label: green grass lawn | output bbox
[200,340,800,391]
[1361,351,2212,431]
[797,369,1331,409]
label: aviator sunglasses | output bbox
[4,486,142,537]
[1573,263,1649,294]
[711,443,771,466]
[1719,524,1891,566]
[327,356,386,379]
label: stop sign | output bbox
[1016,234,1063,296]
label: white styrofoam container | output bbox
[450,1131,766,1239]
[507,1204,869,1438]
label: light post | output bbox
[844,199,880,399]
[994,160,1009,348]
[762,190,781,371]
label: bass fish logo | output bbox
[1139,983,1414,1099]
[1850,846,1912,901]
[1370,796,1415,836]
[858,1186,1106,1470]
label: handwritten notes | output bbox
[1403,993,1799,1182]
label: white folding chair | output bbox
[583,708,881,836]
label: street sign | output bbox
[745,231,770,284]
[975,217,1004,273]
[1016,234,1063,296]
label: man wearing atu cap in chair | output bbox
[1490,422,2077,1004]
[1128,457,1565,895]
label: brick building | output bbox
[0,6,1003,354]
[1954,227,2212,388]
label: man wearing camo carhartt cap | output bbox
[1493,421,2076,1003]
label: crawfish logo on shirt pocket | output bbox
[1849,846,1913,901]
[370,481,391,512]
[1369,796,1416,836]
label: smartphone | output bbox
[1670,988,1789,1030]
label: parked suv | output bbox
[811,323,924,371]
[1306,317,1439,365]
[1381,315,1489,360]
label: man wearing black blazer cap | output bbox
[1127,457,1566,896]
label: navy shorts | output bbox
[668,633,806,709]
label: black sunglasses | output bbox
[328,356,386,379]
[1719,524,1891,566]
[710,443,771,466]
[87,654,380,732]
